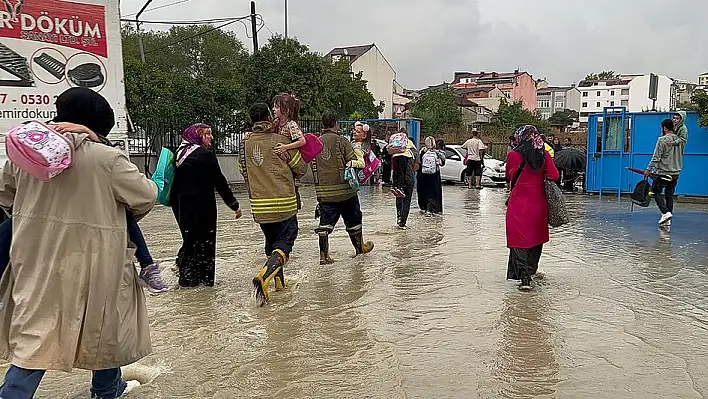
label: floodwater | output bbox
[11,185,708,398]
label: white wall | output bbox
[628,75,673,112]
[352,47,396,118]
[565,88,581,112]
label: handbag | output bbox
[545,179,569,227]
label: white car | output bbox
[440,145,506,186]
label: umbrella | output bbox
[554,147,586,171]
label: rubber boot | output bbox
[319,233,334,265]
[252,250,286,306]
[348,229,374,256]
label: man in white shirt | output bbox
[461,130,487,189]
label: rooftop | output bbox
[325,44,375,63]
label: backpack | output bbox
[631,179,652,207]
[151,147,176,206]
[387,133,407,154]
[358,150,382,184]
[6,121,74,181]
[421,150,439,175]
[300,133,323,163]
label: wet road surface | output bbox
[9,185,708,398]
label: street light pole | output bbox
[136,0,154,63]
[284,0,288,38]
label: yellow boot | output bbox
[348,230,374,256]
[252,250,286,306]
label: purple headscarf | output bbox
[513,125,546,171]
[177,123,212,166]
[182,123,211,147]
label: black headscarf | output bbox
[53,88,115,138]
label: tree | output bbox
[409,89,464,134]
[548,109,579,127]
[585,71,619,80]
[690,91,708,127]
[121,29,382,135]
[242,36,382,119]
[491,98,549,134]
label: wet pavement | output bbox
[8,185,708,398]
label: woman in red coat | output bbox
[505,125,559,291]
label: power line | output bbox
[123,0,192,18]
[121,17,242,25]
[143,17,249,55]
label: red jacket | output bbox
[505,150,559,249]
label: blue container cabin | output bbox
[586,108,708,197]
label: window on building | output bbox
[541,112,551,120]
[610,101,615,106]
[597,91,601,96]
[610,90,615,96]
[555,101,564,109]
[621,89,629,95]
[538,100,550,108]
[582,92,588,97]
[621,99,629,107]
[601,116,632,152]
[582,102,588,108]
[596,102,601,107]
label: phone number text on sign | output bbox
[0,94,54,105]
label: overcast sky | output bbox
[121,0,708,89]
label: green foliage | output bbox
[690,91,708,127]
[489,98,549,136]
[410,89,464,134]
[548,109,579,127]
[585,71,619,80]
[122,28,382,135]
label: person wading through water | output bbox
[312,111,375,264]
[241,103,308,306]
[505,125,560,291]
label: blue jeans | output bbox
[0,211,153,278]
[0,365,127,398]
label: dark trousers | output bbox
[0,211,151,279]
[0,365,126,399]
[652,176,679,214]
[392,156,409,189]
[507,244,544,281]
[396,183,415,227]
[260,216,299,257]
[382,159,392,184]
[315,196,363,234]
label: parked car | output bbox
[440,145,506,186]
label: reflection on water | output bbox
[3,187,708,398]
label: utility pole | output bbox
[136,0,154,63]
[284,0,288,38]
[250,1,258,52]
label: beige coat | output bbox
[0,133,157,372]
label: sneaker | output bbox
[397,224,407,230]
[139,264,170,293]
[518,278,532,291]
[659,212,673,225]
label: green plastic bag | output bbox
[344,166,359,192]
[151,147,176,206]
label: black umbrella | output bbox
[554,147,586,171]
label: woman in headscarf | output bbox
[505,125,559,291]
[416,136,446,216]
[0,88,156,397]
[171,124,242,288]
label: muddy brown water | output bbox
[5,185,708,398]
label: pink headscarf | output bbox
[177,123,212,166]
